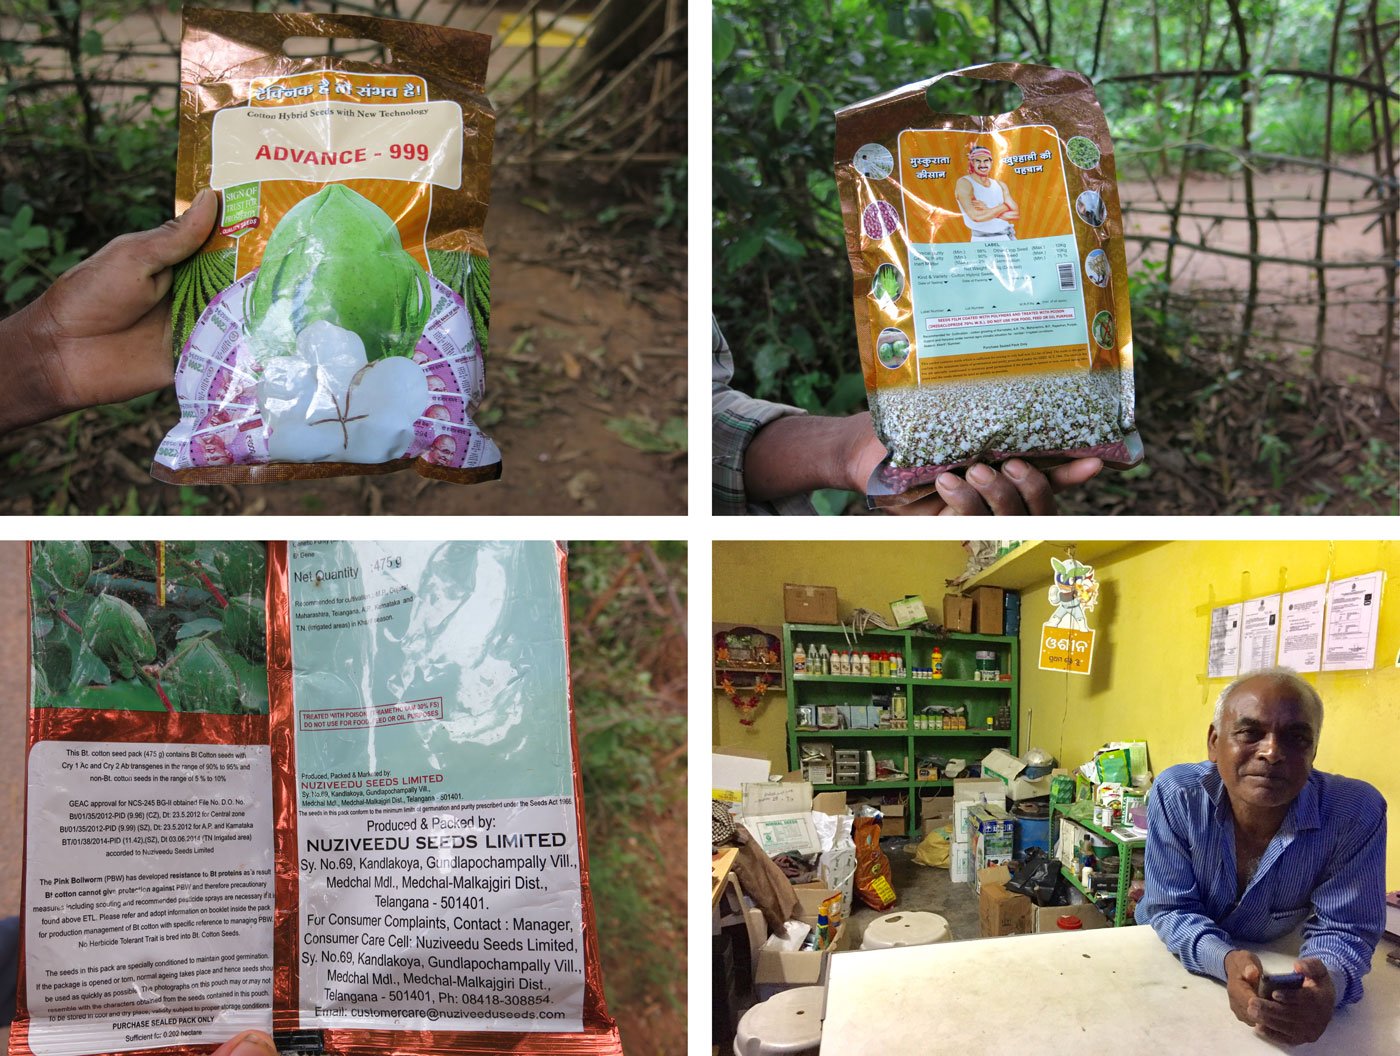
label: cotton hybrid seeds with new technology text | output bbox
[836,62,1143,507]
[154,9,499,486]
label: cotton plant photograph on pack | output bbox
[0,2,686,515]
[713,0,1398,515]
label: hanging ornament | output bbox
[721,674,772,726]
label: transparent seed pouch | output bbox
[835,63,1144,508]
[153,9,500,486]
[13,541,622,1056]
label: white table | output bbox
[820,925,1400,1054]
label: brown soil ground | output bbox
[1118,160,1395,391]
[0,187,688,516]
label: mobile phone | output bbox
[1257,972,1306,998]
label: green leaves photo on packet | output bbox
[245,185,431,363]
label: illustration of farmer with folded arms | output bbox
[956,145,1019,241]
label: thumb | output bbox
[130,188,220,275]
[1240,960,1260,983]
[210,1031,278,1056]
[1295,957,1329,980]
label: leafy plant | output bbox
[30,541,268,713]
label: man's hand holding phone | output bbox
[1249,958,1336,1045]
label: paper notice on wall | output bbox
[1239,595,1281,671]
[1322,572,1384,671]
[1278,584,1327,672]
[1207,603,1243,679]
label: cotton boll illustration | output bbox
[341,356,430,463]
[388,543,522,747]
[259,321,429,463]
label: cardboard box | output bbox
[919,793,955,830]
[713,746,775,802]
[754,883,849,997]
[784,584,839,625]
[981,748,1025,785]
[943,593,974,632]
[1033,902,1110,933]
[979,867,1033,937]
[739,782,822,855]
[970,586,1006,635]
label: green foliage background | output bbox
[712,0,1381,415]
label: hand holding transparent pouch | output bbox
[13,541,621,1056]
[836,63,1144,508]
[154,9,500,486]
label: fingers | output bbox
[935,465,1008,515]
[1047,457,1103,492]
[1001,459,1054,514]
[210,1031,278,1056]
[118,188,220,280]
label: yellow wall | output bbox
[1019,540,1400,886]
[713,540,1400,886]
[712,541,968,766]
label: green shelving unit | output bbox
[1047,799,1146,927]
[784,622,1019,838]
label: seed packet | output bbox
[13,541,622,1056]
[153,9,500,486]
[835,62,1144,507]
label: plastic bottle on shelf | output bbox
[860,651,871,677]
[793,642,806,674]
[931,647,943,679]
[819,643,830,675]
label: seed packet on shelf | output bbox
[12,541,621,1056]
[836,62,1143,508]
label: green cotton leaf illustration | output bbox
[83,594,156,680]
[32,540,91,597]
[245,185,430,362]
[68,639,113,690]
[163,638,241,714]
[176,617,224,640]
[227,654,269,716]
[31,664,49,707]
[60,682,169,711]
[222,594,266,661]
[212,542,265,599]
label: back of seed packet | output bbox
[14,541,622,1056]
[835,62,1143,507]
[153,9,500,486]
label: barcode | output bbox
[1058,263,1077,290]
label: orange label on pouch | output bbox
[897,125,1073,245]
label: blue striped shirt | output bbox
[1138,761,1386,1007]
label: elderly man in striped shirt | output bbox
[1138,668,1387,1045]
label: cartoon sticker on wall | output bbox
[1040,556,1098,675]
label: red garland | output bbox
[721,675,771,726]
